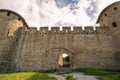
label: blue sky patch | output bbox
[55,0,79,8]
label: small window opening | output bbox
[112,22,117,27]
[7,12,10,16]
[114,7,118,10]
[104,13,107,16]
[18,17,21,21]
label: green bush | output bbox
[74,68,119,76]
[39,69,57,73]
[66,75,76,80]
[63,56,70,62]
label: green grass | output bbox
[98,75,120,80]
[74,68,120,80]
[0,72,56,80]
[66,75,76,80]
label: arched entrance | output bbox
[42,48,72,70]
[58,53,70,67]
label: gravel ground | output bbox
[48,72,97,80]
[48,73,65,80]
[67,72,97,80]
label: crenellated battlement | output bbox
[62,27,71,32]
[40,27,48,32]
[28,27,37,32]
[51,27,60,32]
[84,26,94,31]
[73,27,82,31]
[18,26,110,34]
[95,26,110,34]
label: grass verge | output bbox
[74,68,120,80]
[0,72,56,80]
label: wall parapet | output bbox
[96,26,110,34]
[17,26,110,34]
[51,27,60,32]
[40,27,48,32]
[28,27,37,32]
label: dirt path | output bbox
[67,72,97,80]
[48,72,97,80]
[48,73,66,80]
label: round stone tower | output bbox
[0,9,28,37]
[0,9,28,72]
[97,1,120,29]
[97,1,120,52]
[97,1,120,70]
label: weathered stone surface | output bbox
[97,1,120,70]
[0,9,28,73]
[12,26,119,72]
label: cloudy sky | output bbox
[0,0,119,28]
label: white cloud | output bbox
[0,0,119,28]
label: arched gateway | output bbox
[42,48,73,70]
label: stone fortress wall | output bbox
[0,1,120,73]
[13,26,118,72]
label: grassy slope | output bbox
[74,68,120,80]
[0,72,56,80]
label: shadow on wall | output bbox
[115,51,120,62]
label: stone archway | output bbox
[42,48,73,70]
